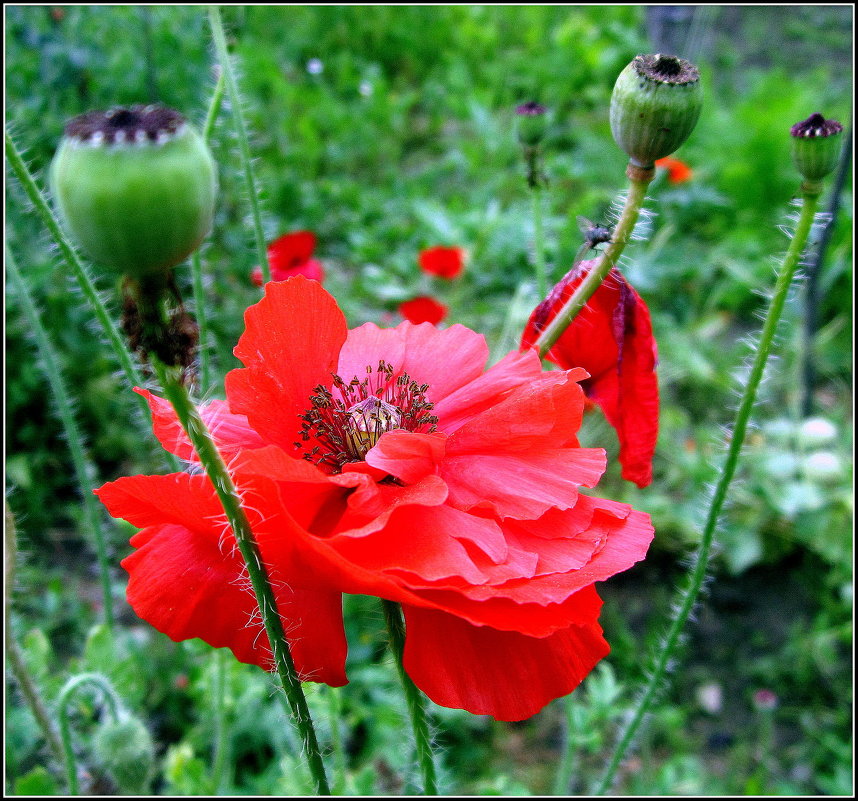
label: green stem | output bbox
[6,245,115,632]
[57,673,122,795]
[535,169,653,357]
[207,5,270,283]
[532,185,548,298]
[594,188,821,794]
[4,128,180,473]
[5,502,67,769]
[210,648,229,793]
[381,600,437,795]
[151,360,330,795]
[552,695,577,794]
[190,71,227,394]
[326,686,346,794]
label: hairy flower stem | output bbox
[151,360,330,795]
[535,167,654,357]
[326,686,347,794]
[210,648,229,794]
[7,246,115,632]
[595,188,822,794]
[552,696,577,794]
[207,5,270,282]
[4,129,180,473]
[57,673,122,795]
[532,186,548,299]
[381,600,438,795]
[190,70,227,394]
[5,502,66,769]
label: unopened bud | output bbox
[50,105,217,279]
[790,113,843,185]
[610,54,702,168]
[516,101,549,147]
[92,715,155,794]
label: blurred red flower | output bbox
[399,296,447,325]
[250,230,325,286]
[655,156,693,184]
[521,259,658,488]
[418,246,465,279]
[96,277,653,721]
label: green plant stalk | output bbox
[4,128,180,473]
[532,185,548,298]
[7,246,115,632]
[190,71,227,394]
[210,647,229,794]
[594,188,821,794]
[326,686,347,794]
[552,695,577,794]
[151,359,330,795]
[57,673,122,795]
[381,600,437,795]
[5,501,67,768]
[207,5,270,283]
[535,171,653,357]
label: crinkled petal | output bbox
[402,605,610,720]
[95,473,347,685]
[226,278,348,452]
[337,322,488,405]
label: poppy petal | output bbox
[402,604,609,720]
[226,277,348,452]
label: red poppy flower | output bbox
[521,259,658,488]
[250,230,325,286]
[399,296,447,325]
[418,246,465,279]
[655,156,693,185]
[96,277,653,721]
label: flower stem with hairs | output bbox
[151,358,331,795]
[382,600,438,795]
[594,184,822,794]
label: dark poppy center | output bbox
[296,360,438,472]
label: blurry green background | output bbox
[5,5,852,795]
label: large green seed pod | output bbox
[50,105,217,278]
[610,54,702,168]
[790,113,843,183]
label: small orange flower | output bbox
[418,246,465,279]
[655,156,693,184]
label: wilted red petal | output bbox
[418,246,465,279]
[398,296,447,325]
[402,604,609,721]
[521,261,659,487]
[95,473,347,685]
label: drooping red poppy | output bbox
[521,259,658,488]
[418,246,465,279]
[398,296,447,325]
[250,230,325,286]
[96,277,653,721]
[655,156,693,185]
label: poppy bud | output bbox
[790,113,843,185]
[516,101,549,147]
[92,715,155,794]
[610,54,702,168]
[50,105,217,279]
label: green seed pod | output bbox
[50,105,217,279]
[516,101,549,147]
[610,54,702,168]
[790,113,843,183]
[92,715,155,794]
